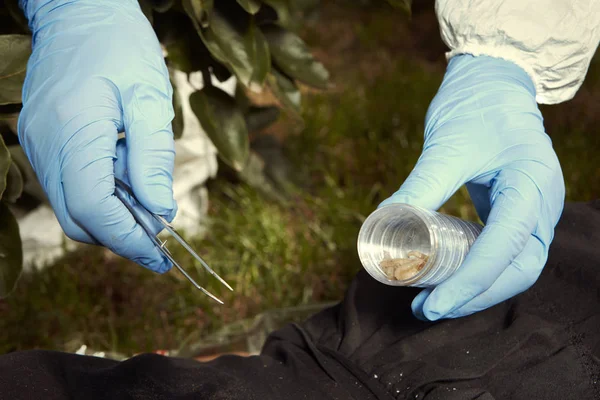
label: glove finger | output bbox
[444,186,559,320]
[411,288,434,321]
[61,122,170,273]
[443,234,546,318]
[122,82,177,222]
[422,168,540,320]
[114,138,169,237]
[46,175,98,245]
[379,146,466,210]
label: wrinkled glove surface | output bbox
[381,55,565,320]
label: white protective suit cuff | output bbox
[445,45,581,105]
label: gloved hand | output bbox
[18,0,177,273]
[380,54,565,321]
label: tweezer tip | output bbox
[205,290,225,305]
[154,214,233,297]
[194,282,225,305]
[219,278,234,292]
[193,282,225,305]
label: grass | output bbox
[0,184,356,355]
[1,1,598,356]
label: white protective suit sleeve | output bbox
[436,0,600,104]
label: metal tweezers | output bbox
[113,178,233,304]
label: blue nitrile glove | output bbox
[18,0,177,273]
[380,55,565,321]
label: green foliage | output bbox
[0,34,31,105]
[267,69,301,118]
[182,0,213,29]
[237,0,262,14]
[0,134,23,298]
[8,144,46,203]
[3,160,23,203]
[262,24,329,89]
[147,0,175,13]
[190,86,249,170]
[261,0,292,28]
[198,4,271,91]
[0,135,11,198]
[0,202,22,299]
[385,0,411,14]
[151,0,332,172]
[245,106,280,133]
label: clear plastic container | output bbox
[357,203,483,287]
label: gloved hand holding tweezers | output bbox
[18,0,232,303]
[18,0,177,274]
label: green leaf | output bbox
[170,75,184,139]
[237,0,261,14]
[158,11,228,79]
[0,135,10,200]
[236,151,285,202]
[182,0,213,29]
[189,86,249,171]
[251,134,296,195]
[8,145,47,203]
[198,7,271,91]
[234,83,252,112]
[179,0,233,81]
[194,27,228,68]
[3,161,23,203]
[245,106,280,133]
[261,24,329,89]
[163,40,196,73]
[0,124,23,203]
[260,0,292,27]
[164,37,232,82]
[0,202,23,299]
[146,0,174,12]
[267,68,301,118]
[238,151,266,185]
[385,0,412,14]
[0,35,32,105]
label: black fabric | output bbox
[1,201,599,400]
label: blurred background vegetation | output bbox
[1,0,598,356]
